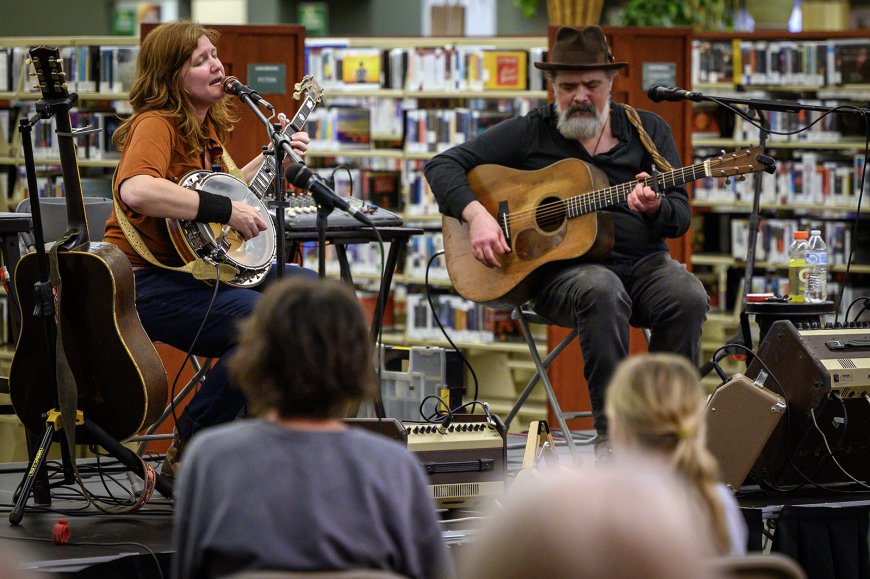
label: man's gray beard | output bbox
[556,101,610,141]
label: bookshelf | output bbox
[690,30,870,342]
[0,36,140,209]
[0,24,307,210]
[303,35,555,428]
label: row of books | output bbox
[305,42,546,93]
[721,100,853,143]
[729,217,854,266]
[24,110,121,160]
[0,45,138,95]
[306,98,536,154]
[693,151,869,205]
[692,38,870,87]
[310,166,403,210]
[405,162,440,217]
[405,293,516,343]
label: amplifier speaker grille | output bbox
[432,482,480,499]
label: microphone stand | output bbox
[681,90,870,358]
[314,192,333,279]
[237,95,299,279]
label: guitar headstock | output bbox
[293,75,324,105]
[28,45,70,100]
[706,146,776,179]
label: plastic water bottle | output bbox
[804,229,827,302]
[787,230,808,302]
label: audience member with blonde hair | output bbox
[605,353,748,556]
[459,462,716,579]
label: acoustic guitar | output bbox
[442,147,773,307]
[10,46,167,443]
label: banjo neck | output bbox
[248,85,321,197]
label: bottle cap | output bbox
[810,229,821,235]
[794,230,808,239]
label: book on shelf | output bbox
[0,48,12,92]
[482,50,527,91]
[838,41,870,85]
[339,48,382,89]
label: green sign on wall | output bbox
[298,2,328,37]
[247,64,286,95]
[113,9,136,36]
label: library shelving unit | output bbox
[690,30,870,385]
[0,24,307,207]
[302,28,699,430]
[302,35,554,427]
[0,36,142,207]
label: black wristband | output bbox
[194,189,233,224]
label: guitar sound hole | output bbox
[536,197,567,233]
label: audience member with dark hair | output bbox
[605,353,748,556]
[171,278,451,579]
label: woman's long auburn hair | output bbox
[605,353,732,555]
[112,20,238,155]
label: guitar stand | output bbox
[10,72,171,525]
[10,409,174,525]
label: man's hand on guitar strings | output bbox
[627,172,662,217]
[229,200,268,240]
[462,201,511,268]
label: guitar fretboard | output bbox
[249,96,318,197]
[565,162,707,218]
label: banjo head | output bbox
[179,171,276,275]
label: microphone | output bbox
[222,76,274,110]
[286,163,372,226]
[647,85,702,103]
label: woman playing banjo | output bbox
[103,20,316,480]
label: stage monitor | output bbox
[746,320,870,488]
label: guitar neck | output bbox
[54,108,89,246]
[567,161,707,218]
[248,95,318,197]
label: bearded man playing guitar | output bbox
[424,26,709,457]
[103,20,315,480]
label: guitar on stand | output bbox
[8,46,169,524]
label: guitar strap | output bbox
[48,231,81,469]
[622,104,675,172]
[112,142,245,284]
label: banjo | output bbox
[166,75,324,287]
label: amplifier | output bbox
[792,326,870,397]
[405,414,506,509]
[747,320,870,487]
[705,373,785,491]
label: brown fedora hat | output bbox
[534,26,627,71]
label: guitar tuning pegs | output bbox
[724,178,731,185]
[294,81,302,90]
[293,90,301,99]
[60,82,69,90]
[737,175,746,182]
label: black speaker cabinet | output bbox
[746,320,870,487]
